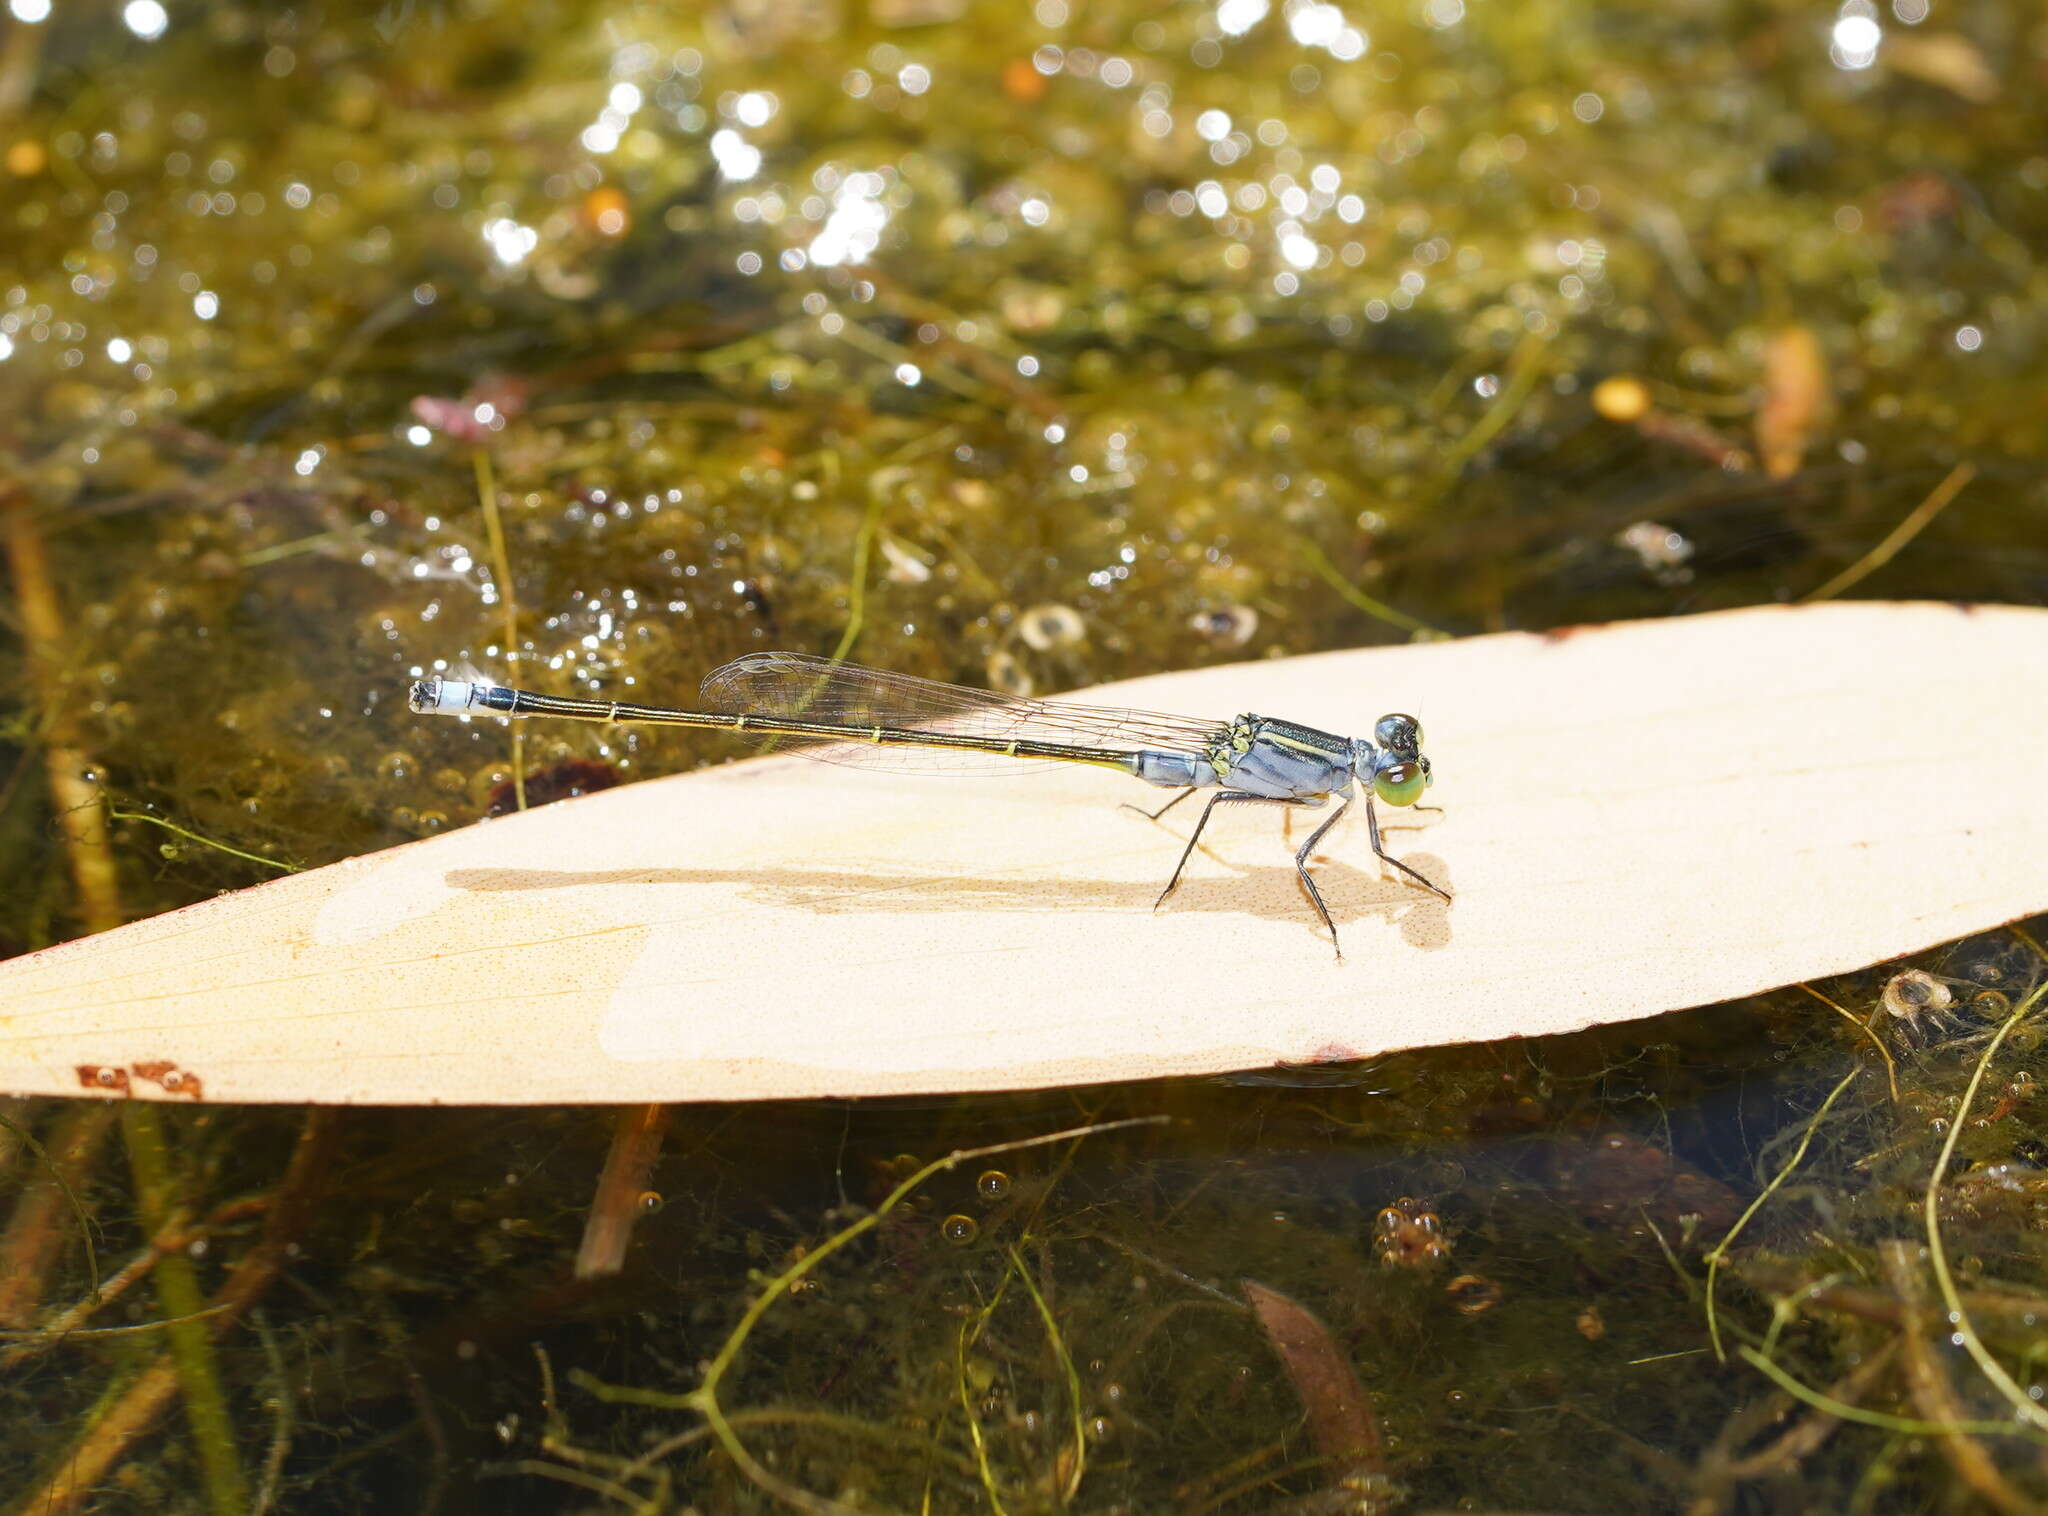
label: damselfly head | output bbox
[1374,713,1423,758]
[1354,717,1432,807]
[1372,759,1429,807]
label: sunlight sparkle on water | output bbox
[1831,9,1881,68]
[482,218,539,265]
[1286,1,1365,58]
[807,172,889,267]
[1216,0,1268,35]
[710,129,762,181]
[121,0,166,37]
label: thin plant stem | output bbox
[828,488,885,667]
[1796,981,1898,1103]
[3,482,246,1513]
[1009,1243,1086,1503]
[473,447,526,812]
[1921,976,2048,1430]
[2011,923,2046,964]
[1737,1345,2027,1438]
[120,1104,250,1515]
[1704,1063,1862,1363]
[13,1110,339,1516]
[680,1117,1164,1513]
[956,1313,1010,1516]
[1297,538,1444,640]
[1438,329,1550,478]
[105,804,300,873]
[1802,462,1976,603]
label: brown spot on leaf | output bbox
[131,1061,205,1100]
[1299,1042,1361,1066]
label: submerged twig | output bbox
[1687,1346,1896,1513]
[1881,1242,2044,1514]
[0,1197,235,1368]
[574,1103,670,1280]
[2,486,124,934]
[0,1104,114,1326]
[248,1317,299,1515]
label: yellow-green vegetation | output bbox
[2,0,2045,1509]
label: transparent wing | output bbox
[699,651,1229,774]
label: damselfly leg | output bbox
[1293,795,1352,958]
[1156,790,1319,909]
[1152,790,1445,957]
[1122,787,1195,823]
[1367,796,1452,903]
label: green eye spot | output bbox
[1374,761,1426,807]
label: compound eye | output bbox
[1375,713,1422,755]
[1373,760,1427,808]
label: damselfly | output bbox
[408,652,1449,956]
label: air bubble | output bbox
[941,1213,980,1245]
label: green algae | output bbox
[2,0,2047,1509]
